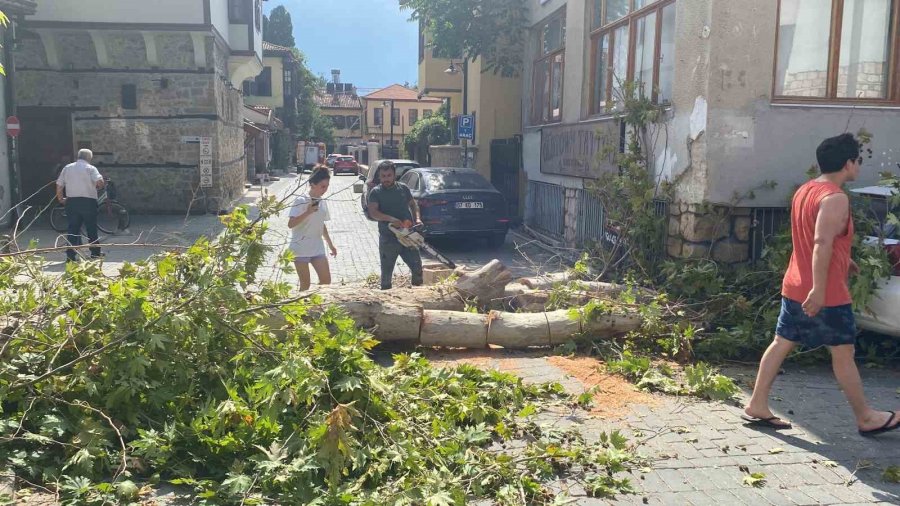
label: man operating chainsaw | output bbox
[367,161,424,290]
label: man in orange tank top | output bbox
[743,133,899,437]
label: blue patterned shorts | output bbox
[775,297,857,348]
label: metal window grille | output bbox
[576,189,606,246]
[526,181,565,239]
[750,207,791,262]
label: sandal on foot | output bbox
[740,414,792,429]
[859,411,900,438]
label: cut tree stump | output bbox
[454,259,514,305]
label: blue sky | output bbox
[264,0,418,92]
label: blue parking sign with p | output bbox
[458,114,475,140]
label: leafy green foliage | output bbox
[883,465,900,483]
[0,198,640,504]
[401,0,528,77]
[403,113,451,165]
[683,363,739,401]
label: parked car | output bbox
[852,185,900,337]
[325,154,340,168]
[398,167,510,248]
[360,159,422,217]
[333,156,359,175]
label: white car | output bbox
[852,185,900,337]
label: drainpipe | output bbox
[3,20,19,227]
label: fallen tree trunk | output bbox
[269,261,643,348]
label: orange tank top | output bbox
[782,180,854,306]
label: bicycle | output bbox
[50,179,131,234]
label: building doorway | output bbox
[17,107,74,211]
[490,137,521,221]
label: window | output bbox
[283,68,292,91]
[392,108,401,126]
[590,0,675,114]
[254,67,272,97]
[423,109,433,118]
[374,108,383,126]
[255,0,262,30]
[348,116,360,131]
[332,116,347,129]
[228,0,250,24]
[409,109,419,126]
[406,172,421,191]
[775,0,898,102]
[121,84,137,110]
[532,10,566,124]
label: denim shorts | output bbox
[775,297,857,348]
[294,254,327,264]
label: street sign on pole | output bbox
[457,114,475,140]
[199,137,213,188]
[6,116,21,138]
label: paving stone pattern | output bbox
[473,353,900,505]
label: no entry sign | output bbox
[6,116,20,138]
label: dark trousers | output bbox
[379,235,423,290]
[65,197,101,261]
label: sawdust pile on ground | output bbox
[422,349,660,420]
[546,355,661,419]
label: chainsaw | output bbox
[389,221,457,269]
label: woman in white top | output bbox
[288,166,338,291]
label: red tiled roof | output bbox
[246,104,272,114]
[363,84,441,103]
[314,93,363,109]
[262,41,293,53]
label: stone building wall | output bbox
[666,203,752,264]
[13,30,249,214]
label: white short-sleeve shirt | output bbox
[288,195,330,258]
[56,160,103,200]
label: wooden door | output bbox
[17,107,74,208]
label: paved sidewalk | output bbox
[429,350,900,505]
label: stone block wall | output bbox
[666,203,752,264]
[13,31,250,214]
[428,145,479,168]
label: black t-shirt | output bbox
[369,182,413,236]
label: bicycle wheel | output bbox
[49,205,68,232]
[97,201,130,234]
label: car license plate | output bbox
[455,202,484,209]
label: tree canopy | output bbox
[260,6,333,144]
[401,0,528,77]
[263,5,296,48]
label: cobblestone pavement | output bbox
[13,173,562,284]
[429,350,900,505]
[257,173,566,286]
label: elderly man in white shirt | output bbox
[56,149,106,262]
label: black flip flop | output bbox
[859,411,900,438]
[741,414,793,429]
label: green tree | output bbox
[263,5,296,48]
[401,0,528,77]
[403,113,450,164]
[289,48,334,144]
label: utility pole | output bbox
[389,99,395,157]
[462,59,468,168]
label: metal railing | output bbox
[750,207,791,263]
[525,181,565,240]
[575,189,606,247]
